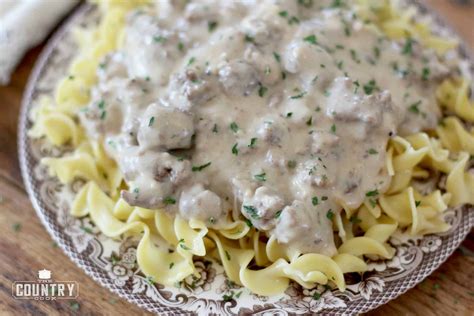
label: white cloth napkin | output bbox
[0,0,78,85]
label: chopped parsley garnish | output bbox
[350,49,361,63]
[100,111,107,120]
[232,143,239,155]
[208,21,218,32]
[274,210,282,218]
[133,187,140,194]
[248,138,257,148]
[290,91,307,99]
[306,116,313,126]
[12,223,22,232]
[298,0,314,8]
[366,189,379,197]
[97,100,105,109]
[163,196,176,205]
[363,79,378,95]
[244,34,255,43]
[321,196,328,201]
[245,219,253,228]
[286,112,293,118]
[409,100,422,114]
[303,34,318,45]
[287,160,297,169]
[148,116,155,127]
[212,124,218,133]
[353,80,360,93]
[326,209,334,220]
[279,10,288,17]
[153,35,166,43]
[312,196,319,206]
[187,57,196,66]
[254,172,266,182]
[169,262,175,269]
[258,85,268,97]
[367,148,378,155]
[225,250,231,260]
[208,217,216,224]
[421,67,430,81]
[192,162,211,172]
[222,293,234,302]
[178,239,191,250]
[177,42,184,51]
[70,301,80,312]
[81,226,93,234]
[243,205,260,219]
[369,197,377,207]
[415,200,421,207]
[273,52,281,63]
[350,216,362,224]
[68,75,75,80]
[330,124,336,134]
[373,46,381,59]
[402,38,414,55]
[146,276,154,285]
[230,122,239,133]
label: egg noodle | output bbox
[29,0,474,296]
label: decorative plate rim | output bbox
[18,2,474,315]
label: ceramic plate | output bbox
[19,2,474,315]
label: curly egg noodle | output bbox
[29,0,474,296]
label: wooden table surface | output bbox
[0,1,473,315]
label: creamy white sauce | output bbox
[78,0,453,256]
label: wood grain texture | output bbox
[0,1,472,315]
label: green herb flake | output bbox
[187,57,196,66]
[363,79,378,95]
[178,239,191,250]
[258,85,268,97]
[421,67,430,81]
[100,110,107,120]
[148,116,155,127]
[208,21,218,32]
[287,160,297,169]
[192,162,212,172]
[402,38,414,55]
[178,42,184,51]
[367,148,378,155]
[273,52,281,63]
[306,116,313,126]
[254,172,266,182]
[278,10,288,17]
[415,200,421,207]
[245,219,253,228]
[225,250,231,261]
[350,216,362,224]
[163,196,176,205]
[366,189,379,197]
[81,226,93,234]
[230,122,239,133]
[243,205,260,219]
[70,301,80,312]
[12,223,22,232]
[312,292,321,300]
[409,100,422,114]
[274,210,283,219]
[232,143,239,156]
[330,124,336,134]
[153,35,166,43]
[286,112,293,118]
[312,196,319,206]
[290,91,307,99]
[303,34,318,45]
[244,34,255,43]
[248,137,257,148]
[321,196,328,201]
[212,124,218,133]
[326,209,334,220]
[369,198,377,208]
[169,262,175,269]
